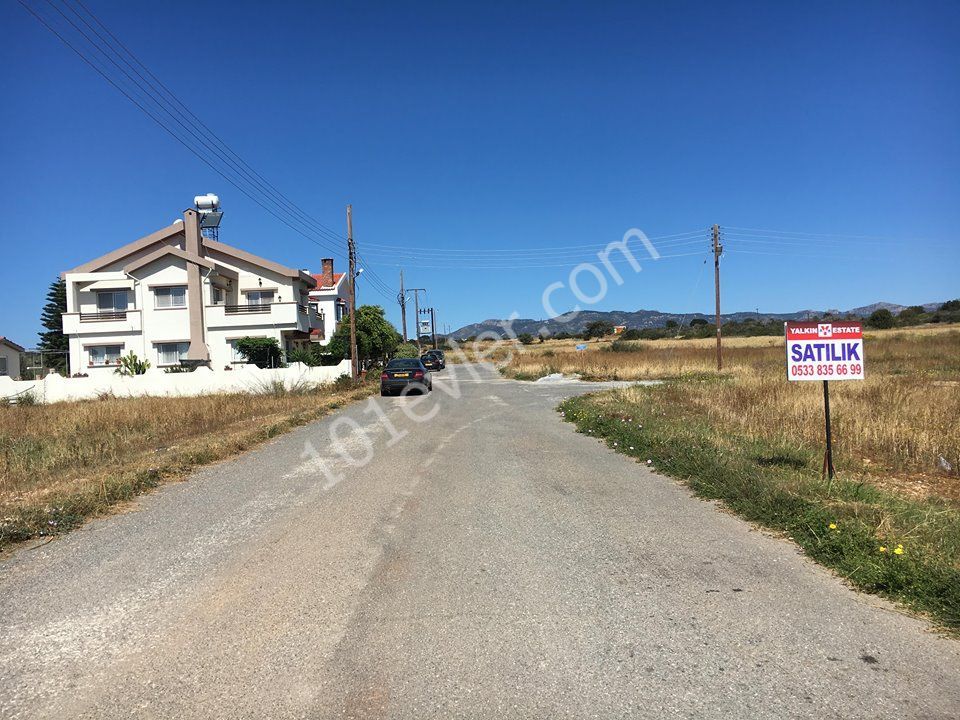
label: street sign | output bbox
[785,321,864,382]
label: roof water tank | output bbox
[194,193,220,212]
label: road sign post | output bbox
[785,321,865,481]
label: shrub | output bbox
[394,343,420,359]
[332,373,354,391]
[518,333,535,345]
[867,308,895,329]
[608,339,644,353]
[235,337,283,368]
[287,347,322,367]
[115,352,150,376]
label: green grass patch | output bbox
[559,386,960,633]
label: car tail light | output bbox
[381,372,389,380]
[414,371,424,379]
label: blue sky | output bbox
[1,0,958,344]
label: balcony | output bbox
[224,303,272,315]
[80,310,127,322]
[63,309,142,335]
[206,303,320,332]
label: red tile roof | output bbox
[310,272,345,290]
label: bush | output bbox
[332,373,354,391]
[867,308,895,329]
[394,343,420,359]
[235,337,283,368]
[518,333,535,345]
[287,347,322,367]
[607,339,644,353]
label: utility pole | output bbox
[408,288,427,351]
[347,204,358,379]
[398,270,408,342]
[430,307,437,349]
[712,224,723,371]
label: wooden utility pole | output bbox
[712,224,723,371]
[399,270,408,342]
[430,307,437,349]
[347,204,358,379]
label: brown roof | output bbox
[0,337,26,352]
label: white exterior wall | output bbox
[0,343,22,379]
[0,361,352,405]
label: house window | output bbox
[96,290,128,312]
[230,339,247,362]
[0,357,7,376]
[245,290,274,305]
[156,342,189,366]
[335,302,345,322]
[211,286,225,305]
[88,345,123,367]
[155,286,187,308]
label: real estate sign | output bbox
[785,321,864,381]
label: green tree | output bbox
[327,305,401,364]
[939,299,960,312]
[38,278,68,373]
[582,320,614,339]
[664,319,679,329]
[235,337,283,368]
[867,308,895,329]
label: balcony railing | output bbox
[80,310,127,322]
[225,303,272,315]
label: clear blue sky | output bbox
[1,0,958,344]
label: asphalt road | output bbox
[1,363,958,719]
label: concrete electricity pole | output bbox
[347,205,358,379]
[408,288,427,351]
[712,224,723,371]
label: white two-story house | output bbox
[307,258,351,345]
[62,205,325,375]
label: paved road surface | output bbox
[1,363,958,719]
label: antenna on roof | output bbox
[194,193,223,241]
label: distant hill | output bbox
[446,301,946,339]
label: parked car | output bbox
[422,349,445,369]
[420,352,442,371]
[381,358,432,396]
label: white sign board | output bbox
[785,321,864,381]
[418,319,431,334]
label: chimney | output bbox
[320,258,334,288]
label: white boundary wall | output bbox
[0,361,353,405]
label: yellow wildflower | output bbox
[894,545,904,555]
[879,546,887,553]
[828,523,837,530]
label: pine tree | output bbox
[38,278,68,373]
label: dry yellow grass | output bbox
[0,382,376,546]
[505,327,960,499]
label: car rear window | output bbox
[387,359,422,369]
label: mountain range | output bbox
[446,302,943,339]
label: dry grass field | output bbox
[502,326,960,499]
[0,381,376,548]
